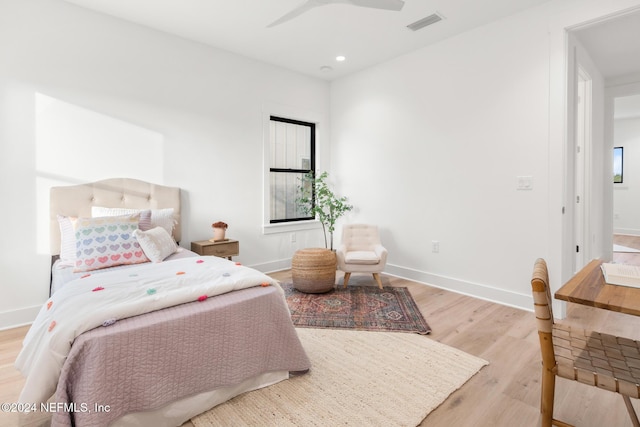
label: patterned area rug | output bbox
[282,283,431,334]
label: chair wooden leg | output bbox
[623,396,640,427]
[540,365,555,427]
[372,273,383,289]
[343,272,351,288]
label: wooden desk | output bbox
[555,259,640,316]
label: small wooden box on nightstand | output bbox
[191,239,239,260]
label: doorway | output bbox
[567,8,640,274]
[612,93,640,266]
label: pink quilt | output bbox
[51,286,310,426]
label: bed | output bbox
[15,178,310,427]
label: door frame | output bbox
[573,65,593,273]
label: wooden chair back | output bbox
[531,258,640,427]
[531,259,556,373]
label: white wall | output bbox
[614,117,640,234]
[330,0,640,311]
[4,0,640,329]
[330,4,550,310]
[0,0,330,329]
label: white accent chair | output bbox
[336,224,388,289]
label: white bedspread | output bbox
[15,256,279,406]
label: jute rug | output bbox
[191,328,488,427]
[282,283,431,334]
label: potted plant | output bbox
[297,171,353,250]
[211,221,228,242]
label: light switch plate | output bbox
[517,176,533,190]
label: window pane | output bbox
[270,172,310,221]
[614,146,623,183]
[270,120,311,170]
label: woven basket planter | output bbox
[292,248,336,293]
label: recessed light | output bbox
[320,65,333,73]
[335,55,346,62]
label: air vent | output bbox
[407,12,444,31]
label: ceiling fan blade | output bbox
[267,0,320,28]
[267,0,404,28]
[348,0,405,11]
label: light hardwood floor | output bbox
[2,239,640,427]
[613,234,640,265]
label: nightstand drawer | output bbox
[201,241,239,257]
[191,239,239,259]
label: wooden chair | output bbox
[531,258,640,427]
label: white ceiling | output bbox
[63,0,552,81]
[572,10,640,81]
[572,9,640,119]
[58,1,640,117]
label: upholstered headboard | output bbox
[49,178,181,255]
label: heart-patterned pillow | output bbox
[73,214,149,272]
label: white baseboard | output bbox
[250,258,292,274]
[255,259,534,312]
[1,261,532,331]
[0,305,40,331]
[384,263,533,313]
[613,228,640,236]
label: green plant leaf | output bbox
[296,171,353,249]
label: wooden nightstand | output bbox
[190,239,239,260]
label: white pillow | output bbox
[92,207,175,237]
[57,214,77,266]
[133,227,177,263]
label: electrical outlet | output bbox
[432,240,439,253]
[290,233,296,243]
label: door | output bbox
[574,66,592,273]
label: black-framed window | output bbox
[269,116,315,223]
[614,146,623,184]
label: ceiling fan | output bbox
[267,0,405,28]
